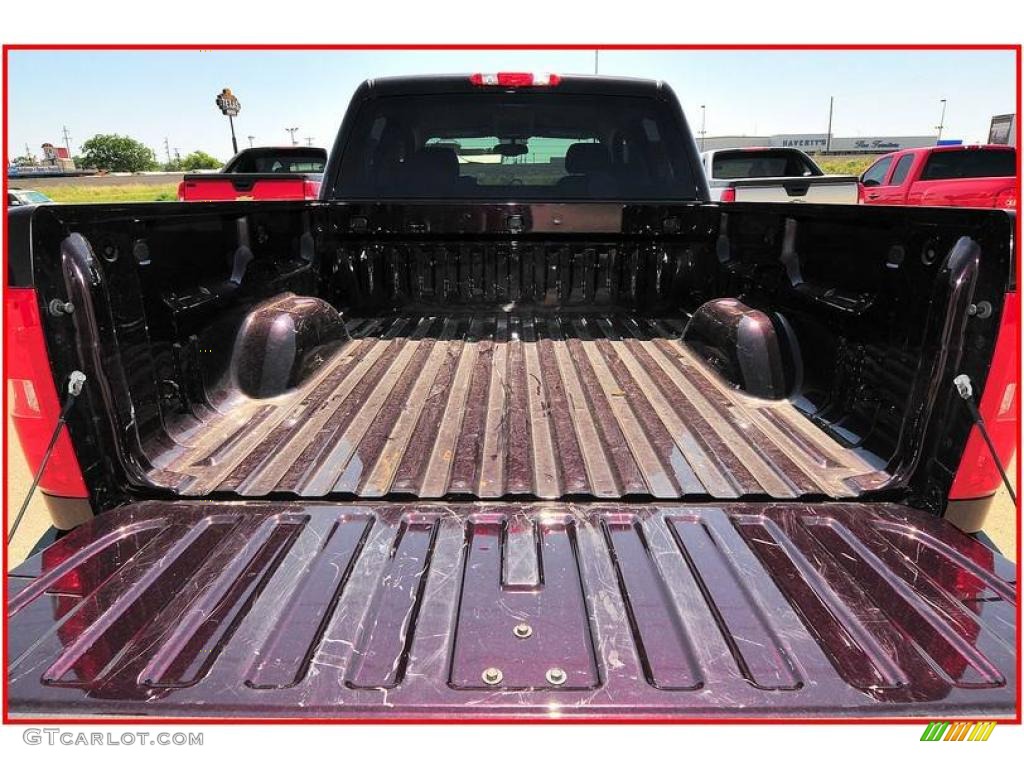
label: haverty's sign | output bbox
[774,133,934,152]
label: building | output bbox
[698,133,936,154]
[8,142,85,179]
[40,142,77,171]
[988,114,1017,147]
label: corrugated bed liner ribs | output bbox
[150,313,889,500]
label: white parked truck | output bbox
[701,146,860,203]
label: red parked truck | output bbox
[859,144,1017,209]
[177,146,327,201]
[5,74,1019,720]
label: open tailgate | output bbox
[7,500,1017,719]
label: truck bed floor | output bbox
[150,313,889,500]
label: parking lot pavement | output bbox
[3,427,1019,568]
[985,470,1017,558]
[6,419,53,567]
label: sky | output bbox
[7,49,1017,163]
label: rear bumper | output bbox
[6,500,1017,720]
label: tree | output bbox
[80,134,158,172]
[180,151,222,171]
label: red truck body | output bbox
[177,175,321,202]
[860,145,1016,209]
[177,147,326,202]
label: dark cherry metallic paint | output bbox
[5,74,1018,722]
[6,501,1016,718]
[8,200,1014,519]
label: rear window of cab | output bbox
[920,148,1016,180]
[334,92,701,200]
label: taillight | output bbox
[994,187,1017,209]
[949,292,1019,500]
[719,188,737,203]
[303,179,321,199]
[470,72,561,87]
[5,287,88,497]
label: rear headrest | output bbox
[407,146,460,181]
[565,143,610,174]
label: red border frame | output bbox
[2,42,1021,727]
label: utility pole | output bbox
[174,148,181,163]
[304,137,314,147]
[825,96,834,153]
[247,135,255,148]
[700,105,707,151]
[935,98,947,141]
[285,127,299,146]
[164,137,172,165]
[61,125,73,156]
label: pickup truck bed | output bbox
[152,309,884,500]
[8,499,1015,718]
[8,196,1015,719]
[6,74,1018,721]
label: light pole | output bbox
[247,135,255,149]
[826,96,834,153]
[936,99,947,142]
[285,127,299,146]
[699,105,707,151]
[215,88,241,155]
